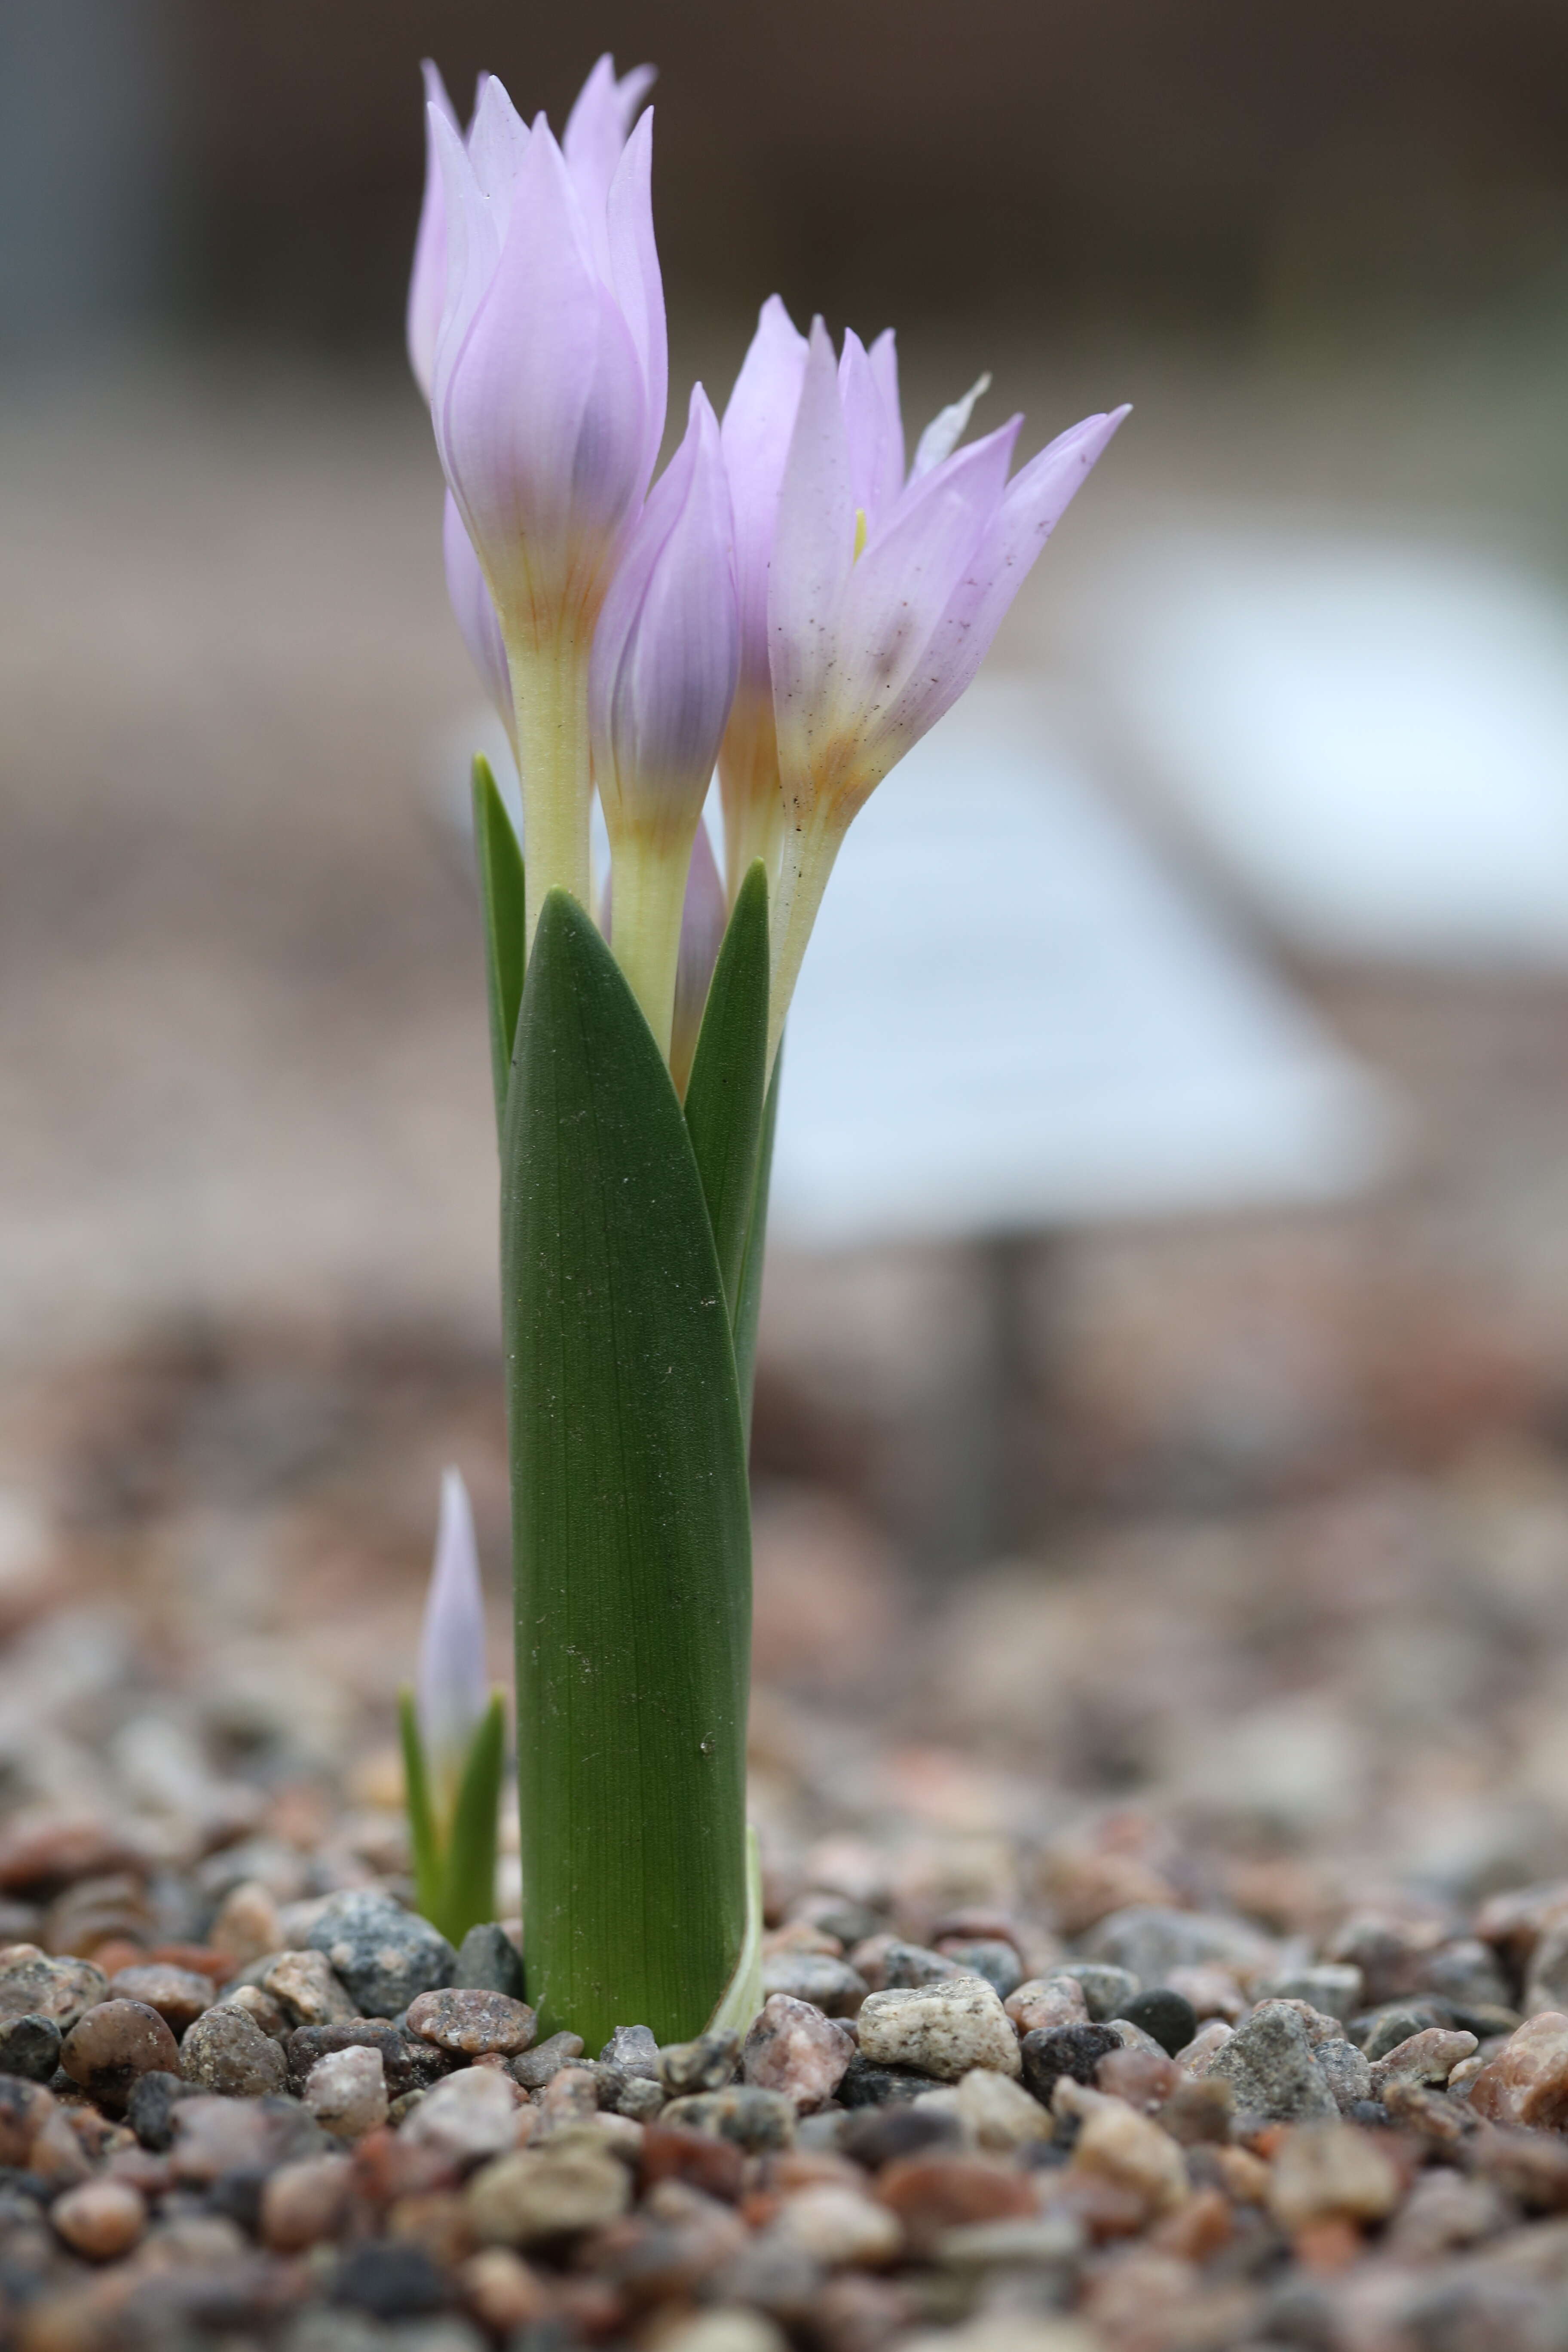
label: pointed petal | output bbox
[867,328,905,502]
[407,61,460,403]
[720,294,808,697]
[838,328,903,527]
[911,370,992,478]
[768,318,857,796]
[564,53,657,233]
[417,1467,489,1782]
[465,71,530,219]
[428,104,498,419]
[881,404,1129,748]
[670,820,727,1095]
[443,493,513,746]
[606,109,666,493]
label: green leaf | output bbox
[683,860,769,1318]
[398,1688,443,1933]
[732,1043,782,1445]
[441,1690,507,1949]
[706,1825,764,2040]
[501,888,750,2046]
[472,756,526,1136]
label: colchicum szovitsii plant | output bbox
[404,51,1127,2043]
[399,1468,506,1950]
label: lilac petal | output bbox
[564,55,657,234]
[428,106,499,416]
[720,294,808,697]
[833,420,1020,759]
[881,404,1129,749]
[439,121,648,622]
[606,110,666,494]
[769,318,857,799]
[867,328,906,508]
[464,71,530,220]
[407,61,460,403]
[593,386,738,840]
[443,493,513,745]
[911,371,992,479]
[416,1467,489,1782]
[838,329,903,529]
[670,819,728,1093]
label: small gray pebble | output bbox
[614,2075,666,2121]
[661,2083,796,2150]
[658,2027,740,2096]
[305,1892,456,2019]
[1055,1964,1139,2021]
[1206,2002,1337,2122]
[510,2029,584,2090]
[600,2023,659,2078]
[940,1940,1024,2000]
[1353,2002,1449,2059]
[451,1923,526,2001]
[180,2003,289,2098]
[1257,1965,1364,2024]
[1317,2037,1374,2112]
[760,1951,868,2016]
[837,2053,943,2107]
[0,2015,61,2083]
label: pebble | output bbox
[178,2002,289,2096]
[744,1995,855,2112]
[229,1981,290,2039]
[401,2064,523,2162]
[1053,1964,1139,2022]
[466,2145,630,2244]
[59,2000,181,2113]
[1019,2023,1122,2105]
[264,1949,358,2028]
[288,2019,447,2101]
[874,2155,1037,2255]
[1096,2046,1180,2109]
[536,2064,600,2126]
[1466,2011,1568,2128]
[452,1923,526,2000]
[306,2044,388,2139]
[511,2030,585,2090]
[857,1979,1020,2082]
[1421,1939,1512,2012]
[662,2086,797,2150]
[1355,2001,1449,2059]
[760,1952,869,2015]
[49,2177,146,2259]
[1120,1990,1197,2056]
[1175,2019,1233,2074]
[772,2184,903,2267]
[406,1988,536,2057]
[459,2245,551,2333]
[29,2104,91,2186]
[656,2310,789,2352]
[955,2066,1053,2153]
[849,1936,962,1992]
[1206,2002,1338,2122]
[260,2151,355,2250]
[1368,2026,1478,2094]
[938,1941,1024,2000]
[1079,1907,1272,1986]
[1006,1978,1089,2034]
[168,2089,322,2182]
[837,2054,945,2108]
[600,2023,659,2077]
[1258,1965,1364,2023]
[1316,2038,1374,2111]
[1268,2121,1402,2231]
[106,1963,214,2036]
[659,2028,741,2096]
[0,2011,61,2080]
[209,1878,285,1968]
[1165,1964,1247,2023]
[0,1946,108,2030]
[125,2067,197,2150]
[1058,2083,1187,2218]
[305,1891,456,2018]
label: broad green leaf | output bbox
[442,1690,507,1950]
[501,889,750,2046]
[398,1688,442,1933]
[472,756,526,1136]
[683,861,769,1319]
[732,1044,781,1445]
[706,1825,764,2039]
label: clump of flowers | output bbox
[404,52,1124,2040]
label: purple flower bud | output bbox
[717,297,808,899]
[416,1468,489,1799]
[442,493,513,752]
[407,61,461,404]
[764,314,1127,1049]
[589,386,738,1056]
[670,823,727,1098]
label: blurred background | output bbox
[6,0,1568,1924]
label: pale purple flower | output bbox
[589,386,738,1055]
[670,822,727,1097]
[717,297,808,898]
[426,74,665,646]
[442,493,512,753]
[416,1468,489,1799]
[765,315,1128,1045]
[407,61,461,404]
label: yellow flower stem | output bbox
[766,802,851,1072]
[609,830,692,1066]
[509,628,594,953]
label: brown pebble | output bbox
[406,1986,538,2057]
[0,2076,53,2165]
[149,1943,231,1981]
[641,2120,744,2201]
[178,2002,288,2097]
[108,1964,214,2036]
[1006,1977,1089,2034]
[258,2150,355,2251]
[743,1994,854,2113]
[50,2178,146,2260]
[208,1881,283,1969]
[1096,2046,1181,2109]
[874,2155,1036,2254]
[86,1938,148,1981]
[389,2187,478,2266]
[460,2246,552,2332]
[1467,2012,1568,2129]
[60,2000,180,2114]
[1151,2185,1234,2261]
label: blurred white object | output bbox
[1097,527,1568,965]
[771,680,1393,1247]
[432,682,1394,1252]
